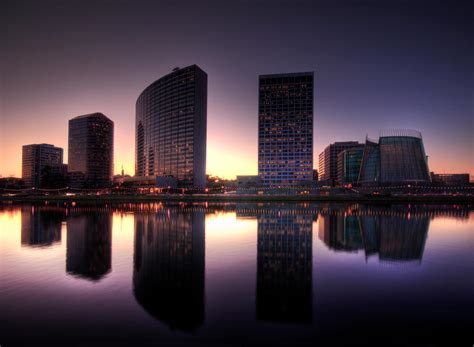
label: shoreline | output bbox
[1,194,473,205]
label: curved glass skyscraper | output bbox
[135,65,207,188]
[359,129,430,184]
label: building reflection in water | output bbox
[21,205,65,247]
[319,211,429,262]
[235,204,313,324]
[66,210,112,281]
[133,209,205,332]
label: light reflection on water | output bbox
[0,202,473,345]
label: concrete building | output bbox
[318,141,360,185]
[236,175,262,193]
[22,144,63,188]
[430,173,470,186]
[135,65,207,188]
[68,113,114,188]
[258,72,313,187]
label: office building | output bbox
[68,113,114,188]
[258,72,313,186]
[135,65,207,188]
[359,129,430,184]
[22,144,63,188]
[337,146,364,185]
[318,141,360,185]
[430,173,470,186]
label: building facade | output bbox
[22,144,63,188]
[430,173,470,186]
[337,146,364,185]
[68,113,114,188]
[359,130,430,185]
[135,65,207,188]
[318,141,360,184]
[258,72,313,187]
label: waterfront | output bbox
[0,202,473,346]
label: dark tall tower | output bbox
[258,72,313,187]
[22,144,63,188]
[136,65,207,188]
[68,113,114,188]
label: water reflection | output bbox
[237,205,314,323]
[133,209,205,332]
[3,202,472,345]
[66,210,112,281]
[256,213,313,323]
[21,205,65,247]
[360,215,428,262]
[318,210,429,263]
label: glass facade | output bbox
[337,146,364,185]
[358,130,430,184]
[135,65,207,188]
[258,72,313,186]
[358,139,380,183]
[68,113,114,188]
[22,144,63,188]
[318,141,360,183]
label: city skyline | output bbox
[1,0,473,179]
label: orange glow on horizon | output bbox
[1,142,473,180]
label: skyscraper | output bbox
[22,143,63,188]
[68,113,114,188]
[135,65,207,188]
[258,72,313,187]
[318,141,361,184]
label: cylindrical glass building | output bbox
[135,65,207,188]
[359,129,431,184]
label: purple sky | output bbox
[1,0,473,178]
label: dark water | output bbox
[0,202,473,346]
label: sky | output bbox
[1,0,473,179]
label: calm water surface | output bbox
[0,202,473,346]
